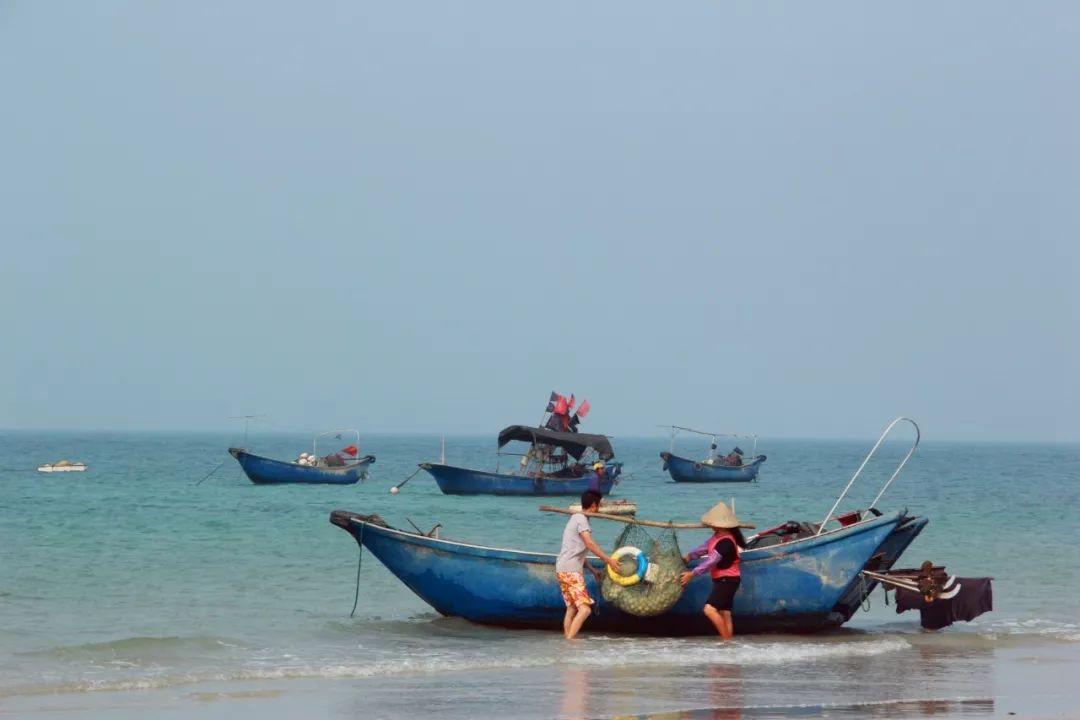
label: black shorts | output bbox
[706,577,741,611]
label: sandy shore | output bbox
[2,644,1075,720]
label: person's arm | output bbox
[581,530,620,571]
[680,539,733,585]
[682,540,711,565]
[689,548,723,577]
[693,539,735,576]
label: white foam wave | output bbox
[971,617,1080,642]
[0,637,910,697]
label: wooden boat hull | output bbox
[660,452,766,483]
[330,509,913,634]
[419,462,618,496]
[37,464,87,473]
[228,448,374,485]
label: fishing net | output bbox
[601,523,685,617]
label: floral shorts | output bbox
[556,571,594,607]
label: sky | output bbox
[1,2,1076,442]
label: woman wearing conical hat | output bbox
[679,501,751,640]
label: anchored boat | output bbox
[420,426,621,496]
[420,394,620,496]
[228,429,375,485]
[660,426,766,483]
[332,417,929,634]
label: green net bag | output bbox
[600,522,685,617]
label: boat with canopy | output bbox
[418,392,622,496]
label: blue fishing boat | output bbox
[331,509,922,634]
[419,425,621,496]
[331,417,927,634]
[228,429,375,485]
[660,426,766,483]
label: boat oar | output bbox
[859,570,922,593]
[390,466,423,494]
[539,505,711,529]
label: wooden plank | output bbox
[539,505,708,529]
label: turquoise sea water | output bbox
[1,431,1078,718]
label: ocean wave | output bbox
[26,635,244,660]
[971,617,1080,643]
[859,615,1080,646]
[1,636,909,697]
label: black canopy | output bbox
[497,425,614,461]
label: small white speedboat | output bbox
[37,460,87,473]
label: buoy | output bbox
[390,486,399,495]
[606,546,649,586]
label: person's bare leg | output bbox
[703,604,726,635]
[563,605,576,638]
[718,610,734,640]
[565,603,592,639]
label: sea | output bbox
[1,431,1078,719]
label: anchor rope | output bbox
[195,460,227,485]
[615,461,656,485]
[393,467,422,491]
[350,522,365,618]
[860,573,872,612]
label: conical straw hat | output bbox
[700,501,754,529]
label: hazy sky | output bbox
[1,2,1076,441]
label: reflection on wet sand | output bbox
[624,698,994,719]
[559,662,746,720]
[560,665,589,720]
[556,652,994,720]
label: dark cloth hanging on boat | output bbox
[895,577,993,630]
[497,425,614,460]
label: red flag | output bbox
[567,394,575,412]
[553,396,568,415]
[342,445,359,457]
[576,400,590,419]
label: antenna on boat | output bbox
[228,414,266,448]
[441,435,446,465]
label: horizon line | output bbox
[0,426,1075,446]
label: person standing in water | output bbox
[680,501,750,640]
[556,490,620,640]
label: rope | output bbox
[613,461,655,486]
[196,460,227,485]
[349,522,365,618]
[859,573,872,612]
[392,467,422,491]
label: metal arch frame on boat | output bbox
[312,429,363,461]
[664,425,760,461]
[815,416,921,536]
